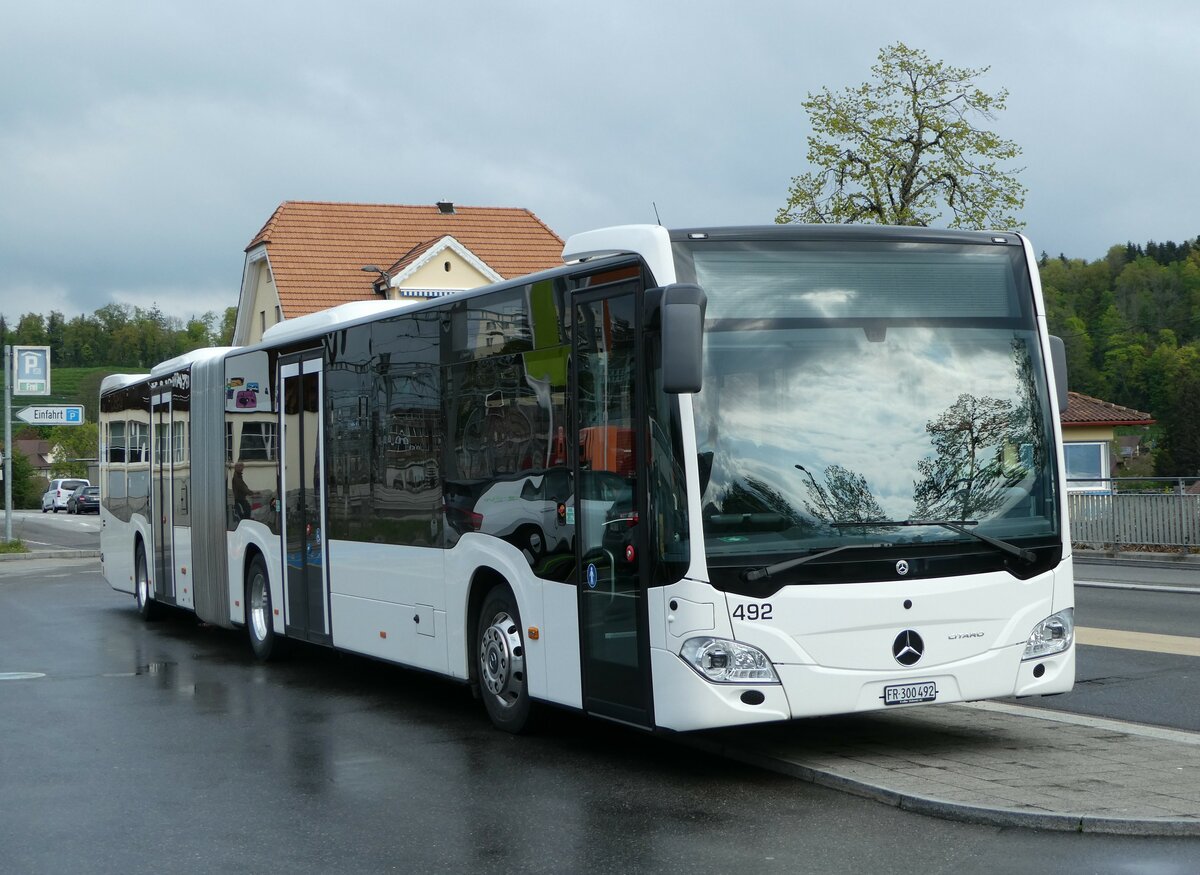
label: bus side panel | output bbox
[541,578,582,710]
[445,534,582,710]
[100,506,137,595]
[327,540,447,673]
[226,521,283,632]
[173,526,193,610]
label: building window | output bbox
[260,311,266,334]
[275,305,281,324]
[1064,441,1108,492]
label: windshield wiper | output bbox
[830,519,1037,564]
[742,543,886,583]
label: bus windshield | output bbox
[679,238,1060,569]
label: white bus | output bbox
[99,224,1075,733]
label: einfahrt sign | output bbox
[16,405,84,426]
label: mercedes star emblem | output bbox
[896,559,910,576]
[892,630,924,666]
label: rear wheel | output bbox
[134,544,161,620]
[476,585,532,733]
[246,555,280,661]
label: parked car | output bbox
[67,485,100,514]
[42,478,91,513]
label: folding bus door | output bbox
[573,287,653,728]
[150,390,176,604]
[279,351,332,645]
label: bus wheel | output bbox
[246,555,279,661]
[476,586,531,733]
[134,544,161,621]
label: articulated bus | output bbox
[99,224,1075,733]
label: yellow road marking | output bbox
[1076,626,1200,658]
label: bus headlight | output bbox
[680,637,779,684]
[1023,608,1074,660]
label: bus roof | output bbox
[151,346,237,377]
[99,373,151,394]
[260,299,422,346]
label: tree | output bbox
[912,393,1023,521]
[800,464,887,524]
[4,444,42,509]
[777,42,1025,229]
[1155,357,1200,477]
[46,423,99,478]
[219,306,238,345]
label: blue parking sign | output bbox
[13,346,51,396]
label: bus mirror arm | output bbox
[655,283,707,394]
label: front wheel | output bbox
[246,555,281,661]
[476,585,532,733]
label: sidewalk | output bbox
[690,700,1200,835]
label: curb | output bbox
[1075,550,1200,570]
[681,734,1200,837]
[0,550,100,562]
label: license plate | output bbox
[882,681,938,706]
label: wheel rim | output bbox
[136,554,150,608]
[249,571,269,642]
[479,611,524,708]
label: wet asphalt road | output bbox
[2,560,1199,874]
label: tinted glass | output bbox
[680,240,1059,579]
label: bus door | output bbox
[150,390,175,604]
[573,288,653,728]
[279,351,331,645]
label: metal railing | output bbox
[1067,477,1200,551]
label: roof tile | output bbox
[1061,392,1155,426]
[248,201,564,318]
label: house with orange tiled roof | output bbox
[233,200,564,346]
[1060,391,1155,491]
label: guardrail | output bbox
[1068,477,1200,550]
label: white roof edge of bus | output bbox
[260,299,422,346]
[100,373,151,393]
[151,346,238,377]
[561,224,676,286]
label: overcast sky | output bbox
[2,1,1198,323]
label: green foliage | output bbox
[1043,236,1200,476]
[778,42,1025,229]
[2,303,227,369]
[46,422,99,478]
[219,306,238,345]
[5,441,42,509]
[1155,362,1200,477]
[0,539,28,553]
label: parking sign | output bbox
[13,346,51,396]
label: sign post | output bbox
[4,346,12,541]
[4,346,59,541]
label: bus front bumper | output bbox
[650,643,1074,733]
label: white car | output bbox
[42,478,91,513]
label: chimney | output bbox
[436,200,455,215]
